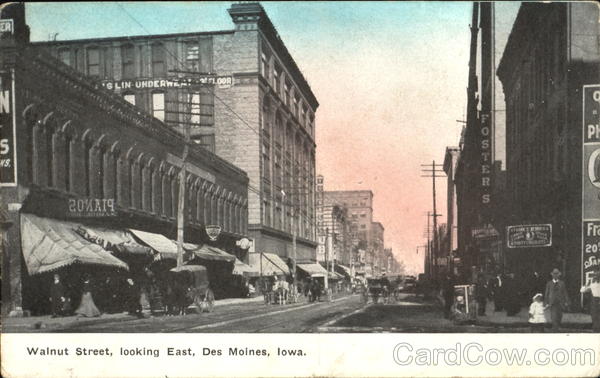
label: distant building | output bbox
[497,2,600,300]
[34,2,319,263]
[371,222,385,275]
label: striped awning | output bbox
[297,263,328,278]
[21,214,128,275]
[186,244,236,263]
[232,258,260,276]
[249,252,290,276]
[129,229,178,259]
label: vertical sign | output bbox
[0,70,17,186]
[582,85,600,289]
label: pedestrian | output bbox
[475,273,488,316]
[126,277,143,317]
[544,268,570,331]
[504,273,520,316]
[442,274,455,319]
[75,273,101,317]
[488,272,505,312]
[528,293,548,332]
[49,273,66,318]
[580,270,600,332]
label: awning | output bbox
[329,271,344,280]
[297,263,328,278]
[21,214,128,275]
[74,225,154,256]
[336,264,353,278]
[249,252,290,276]
[129,229,178,259]
[232,258,259,276]
[186,244,235,263]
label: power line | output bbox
[116,3,261,137]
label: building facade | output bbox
[497,2,600,300]
[317,190,375,274]
[455,2,505,282]
[371,222,385,275]
[34,2,319,265]
[0,4,251,315]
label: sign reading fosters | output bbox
[101,76,234,91]
[582,84,600,286]
[0,70,16,186]
[506,224,552,248]
[480,113,492,204]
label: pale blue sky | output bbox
[25,2,520,274]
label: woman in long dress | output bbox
[76,274,101,317]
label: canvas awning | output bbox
[21,214,129,275]
[185,243,235,263]
[75,225,154,256]
[128,229,178,259]
[232,258,259,276]
[336,264,353,278]
[329,271,344,280]
[249,252,290,276]
[297,263,328,278]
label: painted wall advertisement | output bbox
[0,70,16,186]
[582,85,600,286]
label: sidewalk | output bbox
[2,296,264,332]
[475,301,592,329]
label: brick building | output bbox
[1,4,249,315]
[315,177,353,268]
[497,2,600,300]
[34,2,319,265]
[371,222,385,275]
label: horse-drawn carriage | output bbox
[362,277,392,304]
[167,265,214,315]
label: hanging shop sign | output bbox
[0,70,16,186]
[471,224,499,239]
[0,19,14,35]
[480,113,492,205]
[205,225,222,241]
[582,84,600,287]
[506,224,552,248]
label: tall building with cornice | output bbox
[34,2,319,263]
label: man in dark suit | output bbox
[544,268,570,331]
[49,273,66,317]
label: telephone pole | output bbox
[167,70,218,267]
[421,161,445,280]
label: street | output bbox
[9,292,592,333]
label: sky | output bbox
[26,2,520,275]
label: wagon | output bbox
[363,277,391,304]
[168,265,215,314]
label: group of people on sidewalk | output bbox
[441,267,600,332]
[50,273,147,319]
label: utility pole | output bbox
[167,70,218,267]
[422,162,445,280]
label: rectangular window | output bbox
[58,48,70,66]
[292,95,298,117]
[121,44,135,79]
[123,93,135,105]
[186,42,199,71]
[152,92,165,121]
[193,134,215,153]
[283,80,290,106]
[261,52,269,79]
[273,65,280,93]
[87,47,100,77]
[152,43,166,77]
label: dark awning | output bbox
[21,214,128,275]
[185,244,236,263]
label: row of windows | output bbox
[260,42,315,134]
[56,40,207,80]
[25,107,247,235]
